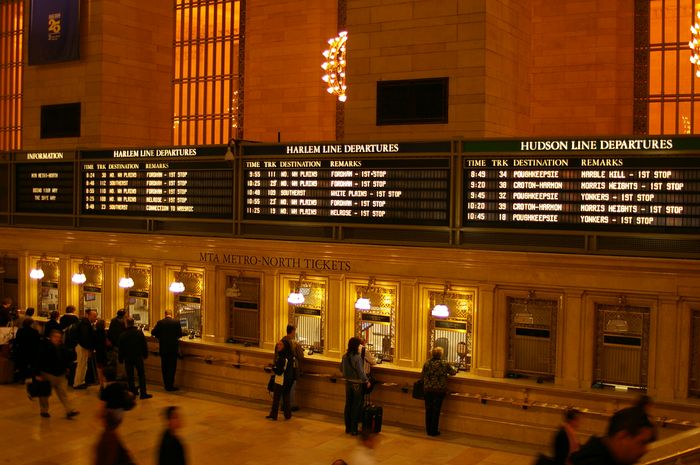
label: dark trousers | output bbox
[160,352,177,389]
[344,382,363,434]
[424,390,446,435]
[269,382,292,419]
[124,358,147,395]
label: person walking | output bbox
[151,311,183,391]
[158,406,187,465]
[421,346,457,436]
[35,329,79,419]
[95,409,136,465]
[266,339,295,420]
[553,408,581,465]
[74,309,97,389]
[118,318,152,399]
[340,336,369,435]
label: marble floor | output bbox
[0,382,539,465]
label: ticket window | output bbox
[689,309,700,397]
[227,275,260,346]
[77,262,103,318]
[506,294,557,380]
[354,280,396,363]
[121,265,151,329]
[427,288,474,371]
[287,276,326,353]
[594,299,650,389]
[36,258,60,317]
[172,269,203,337]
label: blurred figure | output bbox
[13,317,41,380]
[348,429,379,465]
[266,339,295,420]
[44,310,61,336]
[118,318,151,399]
[99,365,134,416]
[158,406,187,465]
[74,309,97,389]
[421,346,457,436]
[553,408,581,465]
[94,319,109,387]
[151,310,183,391]
[35,329,79,419]
[95,409,136,465]
[0,297,16,326]
[571,406,655,465]
[340,336,368,435]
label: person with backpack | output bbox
[341,337,369,435]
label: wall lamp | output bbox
[169,264,187,294]
[119,262,135,289]
[29,254,47,280]
[431,282,451,318]
[71,257,89,285]
[321,31,348,102]
[224,139,237,162]
[354,277,375,311]
[287,272,306,305]
[226,271,243,298]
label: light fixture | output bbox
[119,262,135,289]
[224,139,236,162]
[431,282,451,318]
[321,31,348,102]
[225,272,242,298]
[355,277,375,311]
[170,264,187,294]
[29,255,46,280]
[287,272,306,305]
[691,11,700,77]
[71,258,88,285]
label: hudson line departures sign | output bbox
[462,137,700,232]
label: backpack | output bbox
[63,322,80,349]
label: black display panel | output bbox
[243,157,451,226]
[15,162,74,214]
[80,147,232,218]
[463,156,700,232]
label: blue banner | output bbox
[28,0,80,65]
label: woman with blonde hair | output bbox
[421,346,457,436]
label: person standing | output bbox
[118,318,152,399]
[570,406,655,465]
[59,305,79,330]
[553,408,581,465]
[107,309,127,378]
[74,309,97,389]
[340,336,369,435]
[421,346,457,437]
[158,406,187,465]
[13,317,41,380]
[44,310,61,336]
[35,329,79,419]
[151,311,183,391]
[266,339,295,420]
[281,324,304,411]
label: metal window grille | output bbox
[507,296,557,379]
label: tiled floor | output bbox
[0,382,539,465]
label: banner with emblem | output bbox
[28,0,80,65]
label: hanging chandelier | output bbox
[322,31,348,102]
[690,11,700,77]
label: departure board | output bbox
[15,153,75,214]
[463,156,700,232]
[243,157,450,225]
[80,147,232,218]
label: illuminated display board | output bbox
[80,147,232,218]
[14,152,75,214]
[242,142,451,226]
[462,138,700,232]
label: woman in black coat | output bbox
[13,317,41,380]
[266,339,295,420]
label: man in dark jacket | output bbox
[108,309,127,348]
[36,329,79,418]
[118,318,152,399]
[151,311,183,391]
[571,406,654,465]
[73,309,97,389]
[59,305,79,330]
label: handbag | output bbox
[27,377,52,398]
[267,374,275,392]
[412,379,424,400]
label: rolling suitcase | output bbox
[362,392,383,433]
